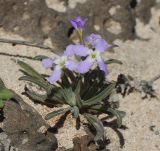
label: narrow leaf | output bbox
[34,55,48,61]
[82,80,99,100]
[0,89,14,100]
[25,89,47,103]
[18,60,43,79]
[74,79,81,95]
[73,79,83,108]
[60,88,76,106]
[61,72,71,88]
[85,114,105,141]
[83,83,116,106]
[117,110,126,118]
[0,99,6,108]
[19,76,53,94]
[107,108,125,127]
[105,59,122,65]
[51,90,65,103]
[71,106,79,118]
[45,107,71,120]
[89,104,105,113]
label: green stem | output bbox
[77,29,84,45]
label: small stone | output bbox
[109,5,121,16]
[105,20,122,35]
[155,131,159,135]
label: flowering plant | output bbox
[18,16,125,146]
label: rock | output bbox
[0,0,71,53]
[3,94,58,151]
[0,0,156,51]
[134,0,156,23]
[68,0,136,42]
[0,132,18,151]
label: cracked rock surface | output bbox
[0,0,156,51]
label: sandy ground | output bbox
[0,2,160,151]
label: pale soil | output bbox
[0,2,160,151]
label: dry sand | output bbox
[0,2,160,151]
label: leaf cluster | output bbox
[18,60,125,143]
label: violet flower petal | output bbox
[97,60,109,75]
[79,18,88,28]
[64,44,89,57]
[70,20,78,29]
[70,16,87,29]
[85,33,101,43]
[73,44,90,57]
[77,58,94,74]
[42,58,54,68]
[65,60,78,71]
[48,68,62,84]
[64,45,75,57]
[94,39,111,52]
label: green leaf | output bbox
[61,72,71,88]
[107,108,125,127]
[19,76,53,94]
[83,83,116,106]
[85,114,105,141]
[34,55,48,61]
[25,89,47,103]
[0,89,14,100]
[60,88,77,106]
[76,95,83,108]
[117,110,126,118]
[45,107,71,120]
[82,80,99,100]
[18,60,43,79]
[105,59,122,65]
[89,104,105,113]
[0,99,6,108]
[51,90,65,103]
[74,79,81,95]
[0,78,14,108]
[73,79,83,108]
[71,106,79,118]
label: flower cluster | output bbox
[42,16,112,84]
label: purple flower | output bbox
[65,43,109,75]
[78,57,94,74]
[70,16,88,29]
[64,44,90,57]
[42,56,77,84]
[64,34,111,75]
[77,49,108,75]
[64,45,75,57]
[42,58,54,68]
[85,34,112,52]
[97,60,109,75]
[48,67,62,84]
[85,34,101,43]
